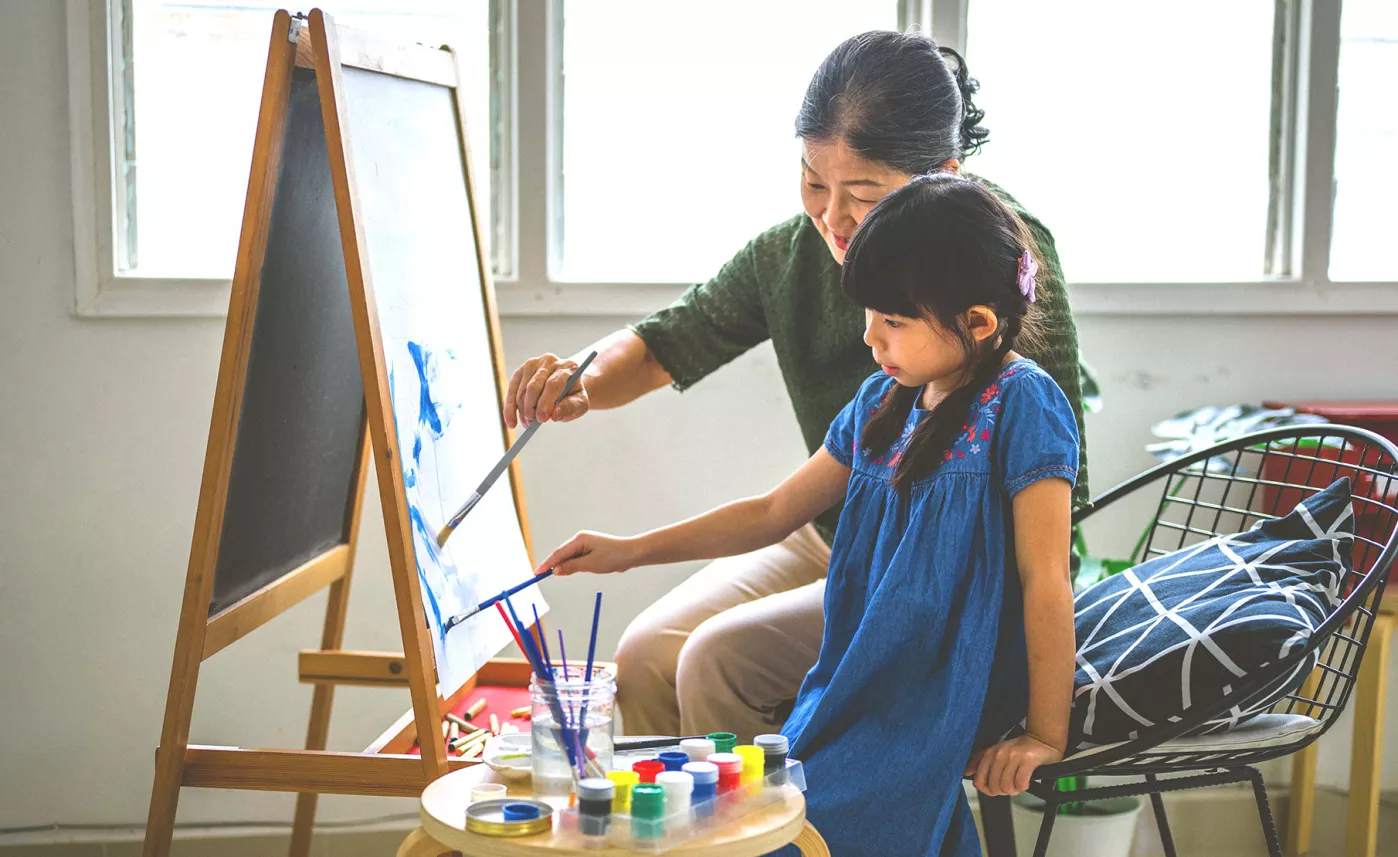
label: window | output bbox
[1329,0,1397,281]
[557,0,899,283]
[73,0,1396,317]
[964,1,1275,283]
[118,0,490,279]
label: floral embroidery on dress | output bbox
[853,361,1028,476]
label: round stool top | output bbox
[419,764,806,857]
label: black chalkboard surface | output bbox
[210,67,365,617]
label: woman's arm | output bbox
[970,477,1076,796]
[504,330,673,429]
[534,449,850,576]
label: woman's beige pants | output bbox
[614,524,831,742]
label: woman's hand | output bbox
[505,352,589,429]
[965,734,1064,797]
[534,531,643,577]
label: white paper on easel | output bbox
[341,67,546,696]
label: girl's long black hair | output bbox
[842,173,1045,493]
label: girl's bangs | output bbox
[839,210,927,318]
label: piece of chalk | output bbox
[445,713,473,730]
[466,698,488,719]
[448,722,460,742]
[510,705,531,719]
[490,713,501,736]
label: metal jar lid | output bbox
[465,798,554,837]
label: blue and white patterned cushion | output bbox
[1070,477,1353,745]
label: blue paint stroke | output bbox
[408,504,446,637]
[408,341,443,435]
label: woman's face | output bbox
[799,139,911,265]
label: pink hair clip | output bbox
[1017,250,1037,303]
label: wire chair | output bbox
[1025,426,1398,857]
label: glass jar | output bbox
[530,666,615,801]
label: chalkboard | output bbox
[210,67,365,617]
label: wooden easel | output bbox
[143,11,534,856]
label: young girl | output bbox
[535,173,1079,856]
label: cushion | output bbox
[1070,478,1353,746]
[1067,713,1323,764]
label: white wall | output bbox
[2,0,1395,835]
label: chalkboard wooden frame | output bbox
[143,12,535,857]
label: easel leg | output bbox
[291,425,370,857]
[1286,667,1322,856]
[289,577,356,856]
[1346,610,1394,857]
[142,626,206,857]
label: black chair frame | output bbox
[1022,425,1398,857]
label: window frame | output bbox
[69,0,1398,318]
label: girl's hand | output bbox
[534,531,642,577]
[965,734,1064,796]
[505,353,590,429]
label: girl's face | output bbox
[863,307,999,391]
[800,140,911,265]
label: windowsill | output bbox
[72,275,1398,320]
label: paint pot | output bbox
[465,798,554,837]
[735,745,764,787]
[683,761,719,818]
[502,802,541,822]
[607,770,639,812]
[755,733,789,784]
[576,777,614,837]
[706,732,738,754]
[709,752,742,794]
[633,759,665,783]
[655,770,694,817]
[680,737,716,763]
[630,784,666,840]
[658,750,689,772]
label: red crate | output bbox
[1260,401,1398,582]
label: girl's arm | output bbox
[970,477,1076,796]
[534,449,850,576]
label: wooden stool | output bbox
[397,764,830,857]
[1286,602,1395,857]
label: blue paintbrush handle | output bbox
[443,570,553,633]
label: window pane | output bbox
[128,0,490,279]
[1330,0,1397,281]
[559,1,898,282]
[965,2,1273,282]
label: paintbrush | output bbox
[442,570,553,633]
[436,350,597,548]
